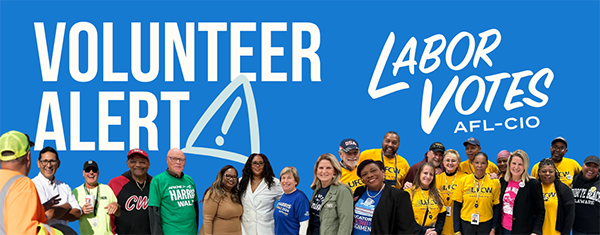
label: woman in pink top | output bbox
[495,150,545,235]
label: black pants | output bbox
[461,219,492,235]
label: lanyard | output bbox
[381,151,398,186]
[468,159,475,174]
[444,173,456,203]
[84,184,100,217]
[419,188,433,225]
[472,174,485,213]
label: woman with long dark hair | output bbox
[408,162,445,235]
[239,153,283,235]
[200,165,242,235]
[536,158,575,235]
[495,150,545,235]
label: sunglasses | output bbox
[85,168,98,173]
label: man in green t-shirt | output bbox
[148,148,198,235]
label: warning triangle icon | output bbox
[182,75,260,164]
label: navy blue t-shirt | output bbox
[274,189,310,235]
[309,186,330,235]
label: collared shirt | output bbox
[32,172,82,226]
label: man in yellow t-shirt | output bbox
[531,136,581,187]
[457,137,499,178]
[358,131,410,189]
[338,138,363,193]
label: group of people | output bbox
[1,130,598,235]
[0,130,193,235]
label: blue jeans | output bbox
[500,226,511,235]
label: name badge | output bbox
[471,213,480,225]
[92,218,98,227]
[445,206,451,217]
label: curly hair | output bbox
[536,158,560,182]
[202,165,241,204]
[238,153,276,199]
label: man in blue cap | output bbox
[338,138,363,192]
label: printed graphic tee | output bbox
[407,187,446,227]
[353,188,382,235]
[274,189,310,235]
[542,183,560,235]
[501,180,520,230]
[452,174,500,223]
[531,158,581,187]
[148,171,198,234]
[309,186,329,234]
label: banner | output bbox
[1,0,598,232]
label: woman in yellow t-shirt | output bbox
[536,158,575,235]
[452,152,500,235]
[407,162,446,235]
[435,149,466,235]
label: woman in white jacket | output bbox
[239,153,284,235]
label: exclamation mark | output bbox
[215,97,242,146]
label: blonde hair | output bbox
[443,149,461,163]
[311,153,343,190]
[504,149,532,183]
[280,166,300,186]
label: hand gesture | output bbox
[43,195,61,211]
[403,182,413,190]
[105,202,120,215]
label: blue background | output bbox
[1,0,599,233]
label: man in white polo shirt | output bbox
[33,146,81,234]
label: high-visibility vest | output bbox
[0,174,63,235]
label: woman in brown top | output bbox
[200,165,243,235]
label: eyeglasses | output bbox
[169,157,185,163]
[252,161,264,166]
[551,145,566,151]
[224,174,237,180]
[84,168,98,173]
[40,159,58,165]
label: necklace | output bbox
[135,180,146,191]
[366,184,385,198]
